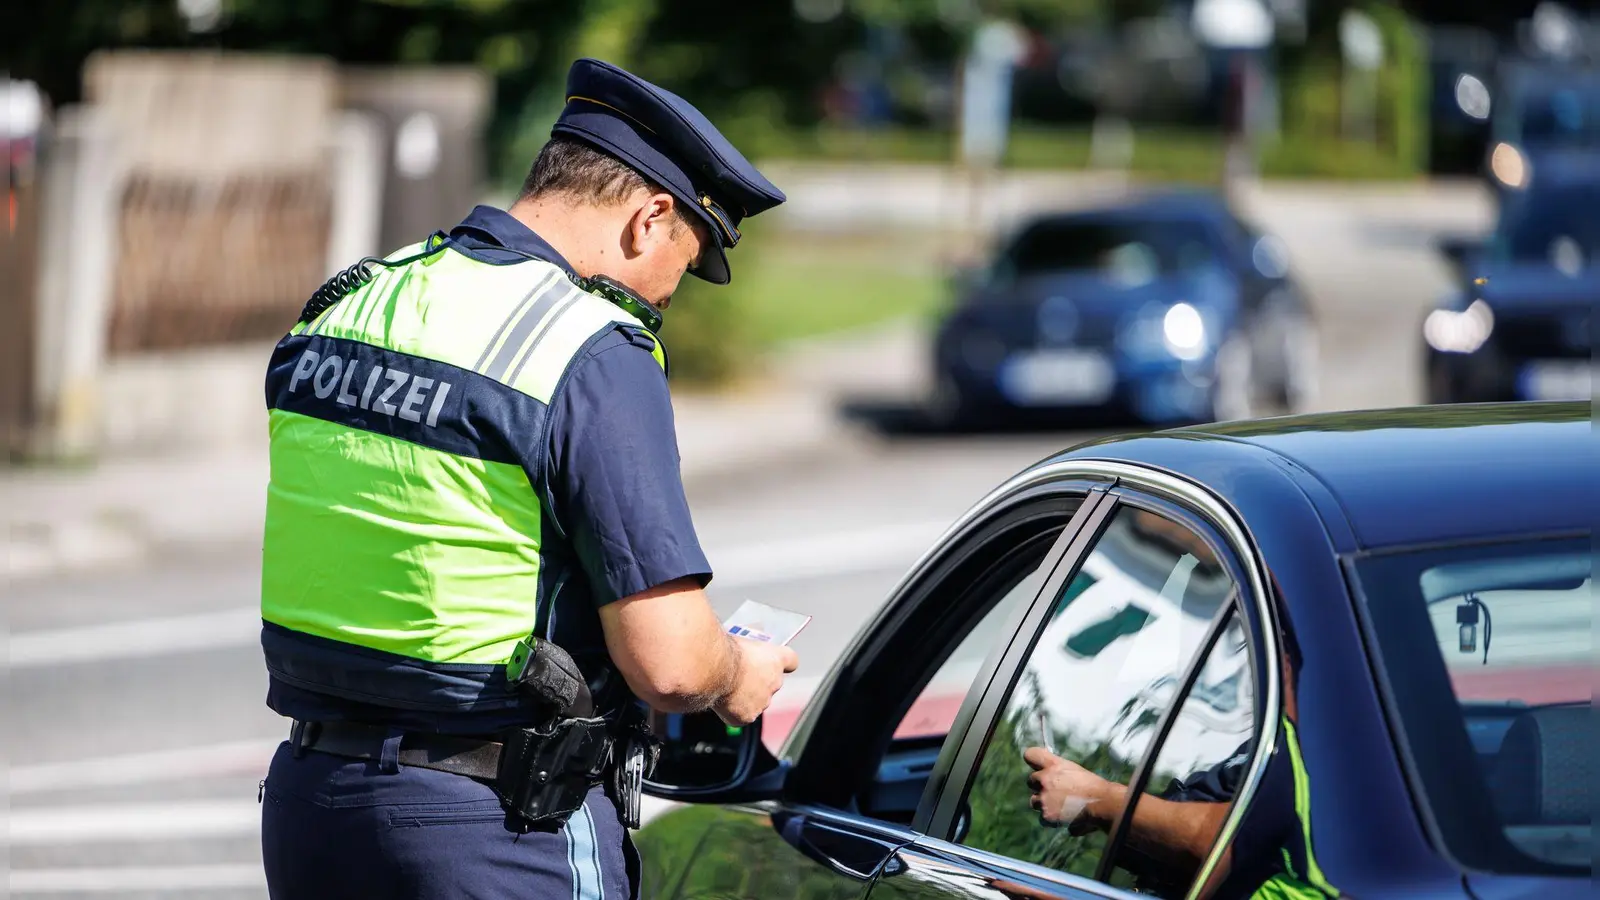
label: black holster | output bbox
[496,636,659,832]
[494,716,614,834]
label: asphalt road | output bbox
[5,431,1082,899]
[4,181,1489,898]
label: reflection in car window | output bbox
[958,506,1235,890]
[1101,609,1255,898]
[1004,218,1220,283]
[1356,538,1592,874]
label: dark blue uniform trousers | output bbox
[261,742,638,899]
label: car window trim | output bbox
[906,485,1115,833]
[890,835,1158,900]
[920,459,1284,900]
[920,487,1119,837]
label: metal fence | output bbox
[106,170,331,354]
[86,51,339,355]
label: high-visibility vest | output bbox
[259,235,664,716]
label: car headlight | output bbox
[1424,299,1495,353]
[1163,303,1207,361]
[1490,142,1528,190]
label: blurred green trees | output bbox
[15,0,1432,185]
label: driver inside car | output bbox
[1023,637,1340,900]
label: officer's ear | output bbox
[624,192,680,257]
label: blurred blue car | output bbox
[1484,62,1600,202]
[931,192,1317,428]
[1428,156,1597,404]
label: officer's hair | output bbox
[521,138,688,234]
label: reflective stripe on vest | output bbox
[260,241,663,713]
[1251,717,1340,899]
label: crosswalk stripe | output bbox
[9,864,265,894]
[9,800,263,846]
[8,518,946,668]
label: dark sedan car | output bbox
[930,194,1317,429]
[1483,62,1600,202]
[1427,161,1596,404]
[637,402,1592,900]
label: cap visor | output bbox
[689,243,730,285]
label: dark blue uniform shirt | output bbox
[267,206,712,733]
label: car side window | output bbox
[893,561,1049,741]
[956,505,1238,887]
[854,529,1063,825]
[1099,607,1256,898]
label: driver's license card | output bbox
[722,600,812,646]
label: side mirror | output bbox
[643,709,785,803]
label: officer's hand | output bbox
[713,638,799,727]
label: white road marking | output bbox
[7,519,946,669]
[10,676,827,796]
[710,518,947,590]
[9,864,265,894]
[7,608,261,668]
[8,800,263,846]
[9,739,282,795]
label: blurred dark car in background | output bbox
[1427,158,1597,404]
[1484,61,1600,203]
[931,192,1316,429]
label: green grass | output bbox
[666,228,953,384]
[730,124,1421,183]
[735,235,949,345]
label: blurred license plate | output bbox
[1000,350,1114,406]
[1518,361,1593,401]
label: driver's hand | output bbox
[1023,747,1113,834]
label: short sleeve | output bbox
[546,328,712,606]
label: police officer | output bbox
[257,58,797,899]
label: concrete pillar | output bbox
[339,67,493,253]
[30,105,125,461]
[324,110,386,274]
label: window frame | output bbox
[918,463,1285,900]
[779,480,1112,814]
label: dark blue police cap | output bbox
[552,58,786,285]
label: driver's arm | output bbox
[1024,748,1233,883]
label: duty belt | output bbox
[289,719,504,781]
[287,716,658,830]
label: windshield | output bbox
[1513,78,1600,146]
[1354,537,1591,875]
[1002,217,1222,284]
[1492,185,1600,272]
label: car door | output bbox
[644,486,1113,900]
[868,484,1278,900]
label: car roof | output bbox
[1503,61,1600,91]
[1027,190,1232,228]
[1056,403,1591,550]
